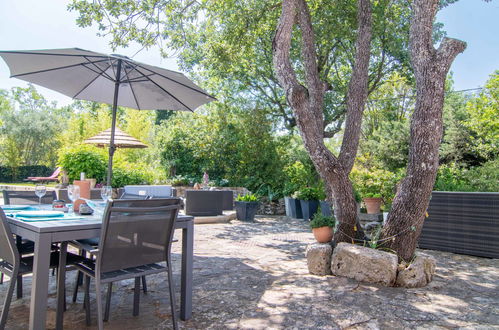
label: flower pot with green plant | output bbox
[296,186,325,221]
[234,193,260,222]
[309,213,336,243]
[362,193,383,214]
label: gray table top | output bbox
[4,204,193,233]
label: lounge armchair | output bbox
[24,167,61,183]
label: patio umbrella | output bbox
[84,127,148,149]
[0,48,215,184]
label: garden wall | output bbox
[419,191,499,258]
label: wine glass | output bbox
[35,184,46,205]
[67,184,80,215]
[100,186,112,202]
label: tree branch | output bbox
[338,0,373,173]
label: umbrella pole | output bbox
[106,59,122,186]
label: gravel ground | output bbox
[2,215,498,329]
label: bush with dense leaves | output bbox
[58,145,107,182]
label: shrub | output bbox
[294,186,326,201]
[309,213,335,229]
[111,166,149,188]
[58,145,106,182]
[465,159,499,192]
[350,166,401,204]
[235,193,259,202]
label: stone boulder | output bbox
[395,253,436,288]
[331,242,398,286]
[306,243,333,276]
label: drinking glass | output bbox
[67,184,80,215]
[101,186,112,202]
[35,184,46,205]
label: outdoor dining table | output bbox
[5,204,194,330]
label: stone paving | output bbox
[2,216,498,329]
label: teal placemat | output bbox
[14,214,86,222]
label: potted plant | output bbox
[235,193,260,222]
[309,213,336,243]
[296,186,325,221]
[363,192,383,214]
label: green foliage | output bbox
[0,85,69,167]
[68,0,428,133]
[434,160,499,192]
[464,71,499,161]
[157,106,286,193]
[367,225,383,249]
[168,175,192,187]
[58,144,106,182]
[235,193,259,202]
[294,186,326,201]
[110,166,149,188]
[350,164,401,204]
[309,213,336,229]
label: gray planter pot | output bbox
[235,201,259,222]
[284,197,303,219]
[299,199,320,221]
[320,201,333,217]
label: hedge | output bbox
[0,165,53,183]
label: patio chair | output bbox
[0,208,83,328]
[24,167,61,183]
[1,190,58,298]
[70,191,151,301]
[123,185,175,197]
[2,190,57,205]
[67,198,181,330]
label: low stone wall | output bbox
[306,242,436,288]
[257,198,286,215]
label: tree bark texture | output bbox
[381,0,466,260]
[273,0,372,243]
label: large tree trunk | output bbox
[272,0,372,243]
[381,0,466,260]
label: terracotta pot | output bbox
[363,197,382,214]
[312,226,333,243]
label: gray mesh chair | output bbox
[1,190,58,297]
[69,198,181,330]
[0,209,82,328]
[2,190,56,205]
[71,192,151,303]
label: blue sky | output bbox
[0,0,498,105]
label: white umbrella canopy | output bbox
[84,127,148,149]
[0,48,216,184]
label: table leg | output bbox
[29,233,52,330]
[180,221,193,320]
[56,242,68,330]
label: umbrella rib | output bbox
[10,59,109,78]
[82,56,115,81]
[122,64,141,109]
[134,63,216,100]
[73,62,114,99]
[133,66,194,111]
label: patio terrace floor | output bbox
[2,215,498,329]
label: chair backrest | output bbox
[124,185,173,197]
[0,208,20,269]
[3,190,57,205]
[119,192,150,200]
[97,198,181,273]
